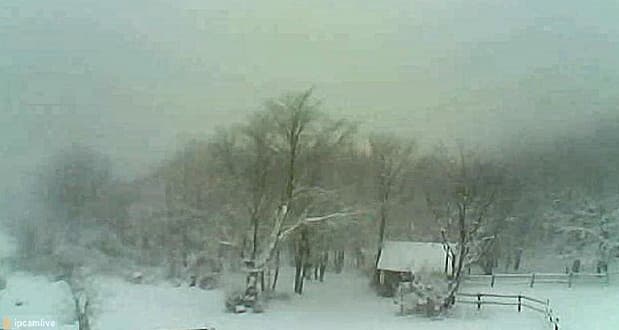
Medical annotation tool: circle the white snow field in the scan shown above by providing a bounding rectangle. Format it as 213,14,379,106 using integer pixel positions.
463,275,619,330
3,267,615,330
0,230,78,330
0,273,78,330
90,269,544,330
1,228,615,330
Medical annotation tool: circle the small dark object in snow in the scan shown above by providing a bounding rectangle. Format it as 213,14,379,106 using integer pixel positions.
15,300,24,306
130,271,143,284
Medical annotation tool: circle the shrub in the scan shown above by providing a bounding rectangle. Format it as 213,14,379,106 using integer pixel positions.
396,271,450,317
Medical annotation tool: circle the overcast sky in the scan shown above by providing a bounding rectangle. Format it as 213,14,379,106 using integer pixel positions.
1,0,619,194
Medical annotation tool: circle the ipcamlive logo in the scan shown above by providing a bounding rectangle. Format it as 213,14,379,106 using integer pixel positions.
2,317,57,329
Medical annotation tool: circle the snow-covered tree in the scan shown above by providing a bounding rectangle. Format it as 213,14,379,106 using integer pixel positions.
265,88,361,294
547,193,619,272
419,146,507,306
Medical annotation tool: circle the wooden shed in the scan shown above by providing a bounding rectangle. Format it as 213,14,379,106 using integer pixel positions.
376,241,453,296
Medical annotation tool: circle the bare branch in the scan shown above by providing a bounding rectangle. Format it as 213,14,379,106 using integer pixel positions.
304,211,361,223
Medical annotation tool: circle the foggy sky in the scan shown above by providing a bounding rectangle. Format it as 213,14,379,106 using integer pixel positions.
2,0,619,196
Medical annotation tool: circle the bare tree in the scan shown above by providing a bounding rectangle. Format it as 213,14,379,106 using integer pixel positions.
420,146,503,307
265,88,319,293
367,133,416,284
219,89,360,305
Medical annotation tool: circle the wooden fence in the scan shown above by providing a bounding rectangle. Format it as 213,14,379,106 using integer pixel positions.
465,271,609,288
457,292,560,330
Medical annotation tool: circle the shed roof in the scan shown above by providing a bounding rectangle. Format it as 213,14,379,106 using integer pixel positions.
377,240,449,273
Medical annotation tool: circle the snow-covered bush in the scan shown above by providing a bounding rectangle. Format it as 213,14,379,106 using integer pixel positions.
222,269,272,313
225,289,262,313
396,271,449,317
185,253,223,289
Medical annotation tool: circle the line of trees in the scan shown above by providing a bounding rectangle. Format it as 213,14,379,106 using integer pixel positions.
13,89,619,309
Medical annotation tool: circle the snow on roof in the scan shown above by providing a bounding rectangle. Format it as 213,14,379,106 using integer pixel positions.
377,240,448,273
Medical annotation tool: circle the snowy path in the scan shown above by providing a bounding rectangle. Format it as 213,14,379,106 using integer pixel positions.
91,269,542,330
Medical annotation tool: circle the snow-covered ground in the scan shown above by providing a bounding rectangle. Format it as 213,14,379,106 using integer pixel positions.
1,225,616,330
89,269,544,330
0,272,78,329
3,266,614,330
463,276,619,330
0,230,78,330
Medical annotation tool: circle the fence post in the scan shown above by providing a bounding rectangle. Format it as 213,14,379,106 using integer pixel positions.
477,294,481,310
517,295,521,312
530,273,535,288
568,272,573,288
491,274,496,288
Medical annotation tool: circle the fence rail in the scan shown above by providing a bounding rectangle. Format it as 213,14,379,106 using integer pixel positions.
465,271,609,288
457,292,560,330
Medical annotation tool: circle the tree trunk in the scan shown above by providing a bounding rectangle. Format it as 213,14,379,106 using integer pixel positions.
319,255,326,282
445,204,467,307
505,250,512,272
334,250,345,274
482,259,493,275
251,215,258,260
293,228,310,294
271,249,280,291
260,271,265,292
355,248,364,269
294,246,303,294
240,237,248,261
514,248,523,271
374,199,388,284
245,271,259,297
294,263,303,294
303,261,312,280
294,249,308,294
